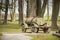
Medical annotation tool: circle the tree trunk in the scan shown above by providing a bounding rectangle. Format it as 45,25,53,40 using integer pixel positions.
18,0,23,25
11,0,16,22
40,0,48,17
0,9,1,22
27,0,36,18
51,0,59,29
36,0,41,17
3,0,9,24
47,0,49,21
0,10,1,22
0,0,2,22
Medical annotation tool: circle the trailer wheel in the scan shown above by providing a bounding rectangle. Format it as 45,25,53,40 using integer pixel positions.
22,24,26,33
31,27,35,32
34,28,39,33
31,27,39,33
22,27,26,33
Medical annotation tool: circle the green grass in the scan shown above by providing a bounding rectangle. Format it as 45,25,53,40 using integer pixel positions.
0,20,60,33
41,34,60,40
27,34,60,40
0,21,20,29
0,28,21,33
0,20,60,40
0,33,3,36
0,21,22,33
0,23,20,29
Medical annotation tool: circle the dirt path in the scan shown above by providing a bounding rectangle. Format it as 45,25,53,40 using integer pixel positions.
0,31,55,40
0,33,33,40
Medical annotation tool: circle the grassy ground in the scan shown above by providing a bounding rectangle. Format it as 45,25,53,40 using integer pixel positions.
0,21,22,33
27,34,60,40
0,21,60,40
0,33,3,36
0,21,60,33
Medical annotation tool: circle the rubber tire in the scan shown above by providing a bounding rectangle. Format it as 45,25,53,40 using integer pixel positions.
22,27,26,33
34,28,39,33
31,27,39,33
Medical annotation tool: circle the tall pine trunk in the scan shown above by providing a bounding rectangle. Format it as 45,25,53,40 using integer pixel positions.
11,0,16,22
18,0,23,25
51,0,59,29
0,0,2,22
27,0,36,18
3,0,9,24
40,0,48,17
36,0,41,17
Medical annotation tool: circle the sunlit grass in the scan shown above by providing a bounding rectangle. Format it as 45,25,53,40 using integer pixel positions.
0,33,3,36
41,34,60,40
0,20,60,33
27,34,60,40
0,21,20,29
0,28,21,33
0,21,22,33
